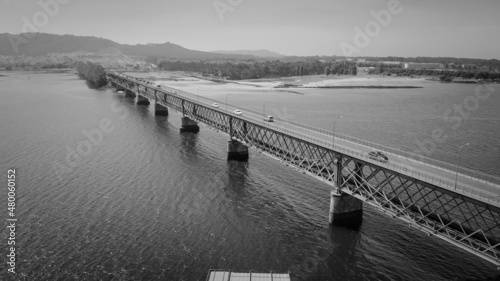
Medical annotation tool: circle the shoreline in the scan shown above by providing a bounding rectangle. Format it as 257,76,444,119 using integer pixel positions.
188,73,427,89
124,71,428,95
122,71,434,95
295,85,423,89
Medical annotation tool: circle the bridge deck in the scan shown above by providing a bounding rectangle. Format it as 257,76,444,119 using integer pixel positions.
155,80,500,206
109,73,500,204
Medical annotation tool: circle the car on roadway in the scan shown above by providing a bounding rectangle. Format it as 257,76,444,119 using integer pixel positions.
212,103,220,108
233,109,243,116
263,116,274,122
157,85,161,88
368,151,389,163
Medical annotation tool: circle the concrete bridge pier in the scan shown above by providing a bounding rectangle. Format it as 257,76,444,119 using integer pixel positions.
125,89,136,97
153,91,168,116
329,191,363,227
137,95,150,105
226,116,249,160
155,103,169,116
227,140,249,161
180,117,199,133
329,156,363,228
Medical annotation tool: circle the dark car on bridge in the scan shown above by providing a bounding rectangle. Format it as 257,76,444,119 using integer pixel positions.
368,151,389,163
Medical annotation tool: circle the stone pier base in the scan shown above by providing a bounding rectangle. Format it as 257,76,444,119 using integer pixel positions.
180,117,199,133
155,104,169,116
329,191,363,228
227,140,249,161
125,89,136,97
137,95,150,105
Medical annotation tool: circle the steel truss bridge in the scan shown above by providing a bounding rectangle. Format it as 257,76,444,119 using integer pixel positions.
107,72,500,267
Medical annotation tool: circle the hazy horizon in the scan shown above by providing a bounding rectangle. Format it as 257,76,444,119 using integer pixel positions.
1,0,499,59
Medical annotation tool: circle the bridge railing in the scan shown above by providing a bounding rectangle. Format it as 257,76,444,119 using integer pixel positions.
266,115,500,187
263,123,500,205
111,74,500,190
189,91,500,188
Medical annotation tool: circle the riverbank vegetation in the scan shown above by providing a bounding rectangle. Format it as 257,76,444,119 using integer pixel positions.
76,61,108,89
368,66,500,81
155,60,357,80
357,56,500,70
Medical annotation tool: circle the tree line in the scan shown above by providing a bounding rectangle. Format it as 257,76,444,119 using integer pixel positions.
367,67,500,80
155,59,357,80
76,61,108,89
357,56,500,70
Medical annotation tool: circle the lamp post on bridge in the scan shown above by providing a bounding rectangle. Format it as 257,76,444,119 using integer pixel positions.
332,115,343,149
454,142,469,190
263,102,270,123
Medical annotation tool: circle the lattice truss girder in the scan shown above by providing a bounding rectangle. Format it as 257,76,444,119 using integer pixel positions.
109,74,500,266
177,102,338,181
338,156,500,265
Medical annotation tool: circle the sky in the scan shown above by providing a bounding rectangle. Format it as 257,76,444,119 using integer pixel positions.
1,0,499,59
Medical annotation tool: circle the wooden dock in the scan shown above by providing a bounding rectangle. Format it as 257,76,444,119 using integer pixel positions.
206,270,291,281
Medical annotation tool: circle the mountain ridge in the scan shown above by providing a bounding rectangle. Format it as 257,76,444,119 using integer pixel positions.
1,33,499,67
212,49,286,58
0,33,256,59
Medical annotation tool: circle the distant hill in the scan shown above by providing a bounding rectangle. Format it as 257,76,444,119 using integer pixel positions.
0,33,119,56
120,42,252,60
0,33,254,60
212,49,286,58
1,33,497,68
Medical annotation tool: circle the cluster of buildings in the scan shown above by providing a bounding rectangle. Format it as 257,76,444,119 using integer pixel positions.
357,59,497,72
403,62,444,69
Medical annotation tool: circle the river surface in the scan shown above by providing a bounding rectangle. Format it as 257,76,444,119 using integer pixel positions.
1,72,499,280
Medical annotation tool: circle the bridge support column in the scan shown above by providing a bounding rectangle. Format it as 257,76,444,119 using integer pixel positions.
227,140,249,161
137,95,150,105
329,156,362,227
180,117,199,133
125,89,136,97
155,103,169,116
329,191,363,227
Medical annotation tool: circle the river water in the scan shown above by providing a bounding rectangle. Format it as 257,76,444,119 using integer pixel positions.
1,72,499,280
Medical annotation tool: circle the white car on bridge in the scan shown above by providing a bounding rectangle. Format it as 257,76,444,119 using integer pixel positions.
263,116,274,122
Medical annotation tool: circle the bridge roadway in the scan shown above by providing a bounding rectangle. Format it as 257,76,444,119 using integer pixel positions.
108,73,500,266
153,80,500,207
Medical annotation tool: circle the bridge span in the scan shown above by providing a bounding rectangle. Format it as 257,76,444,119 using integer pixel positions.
107,72,500,267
